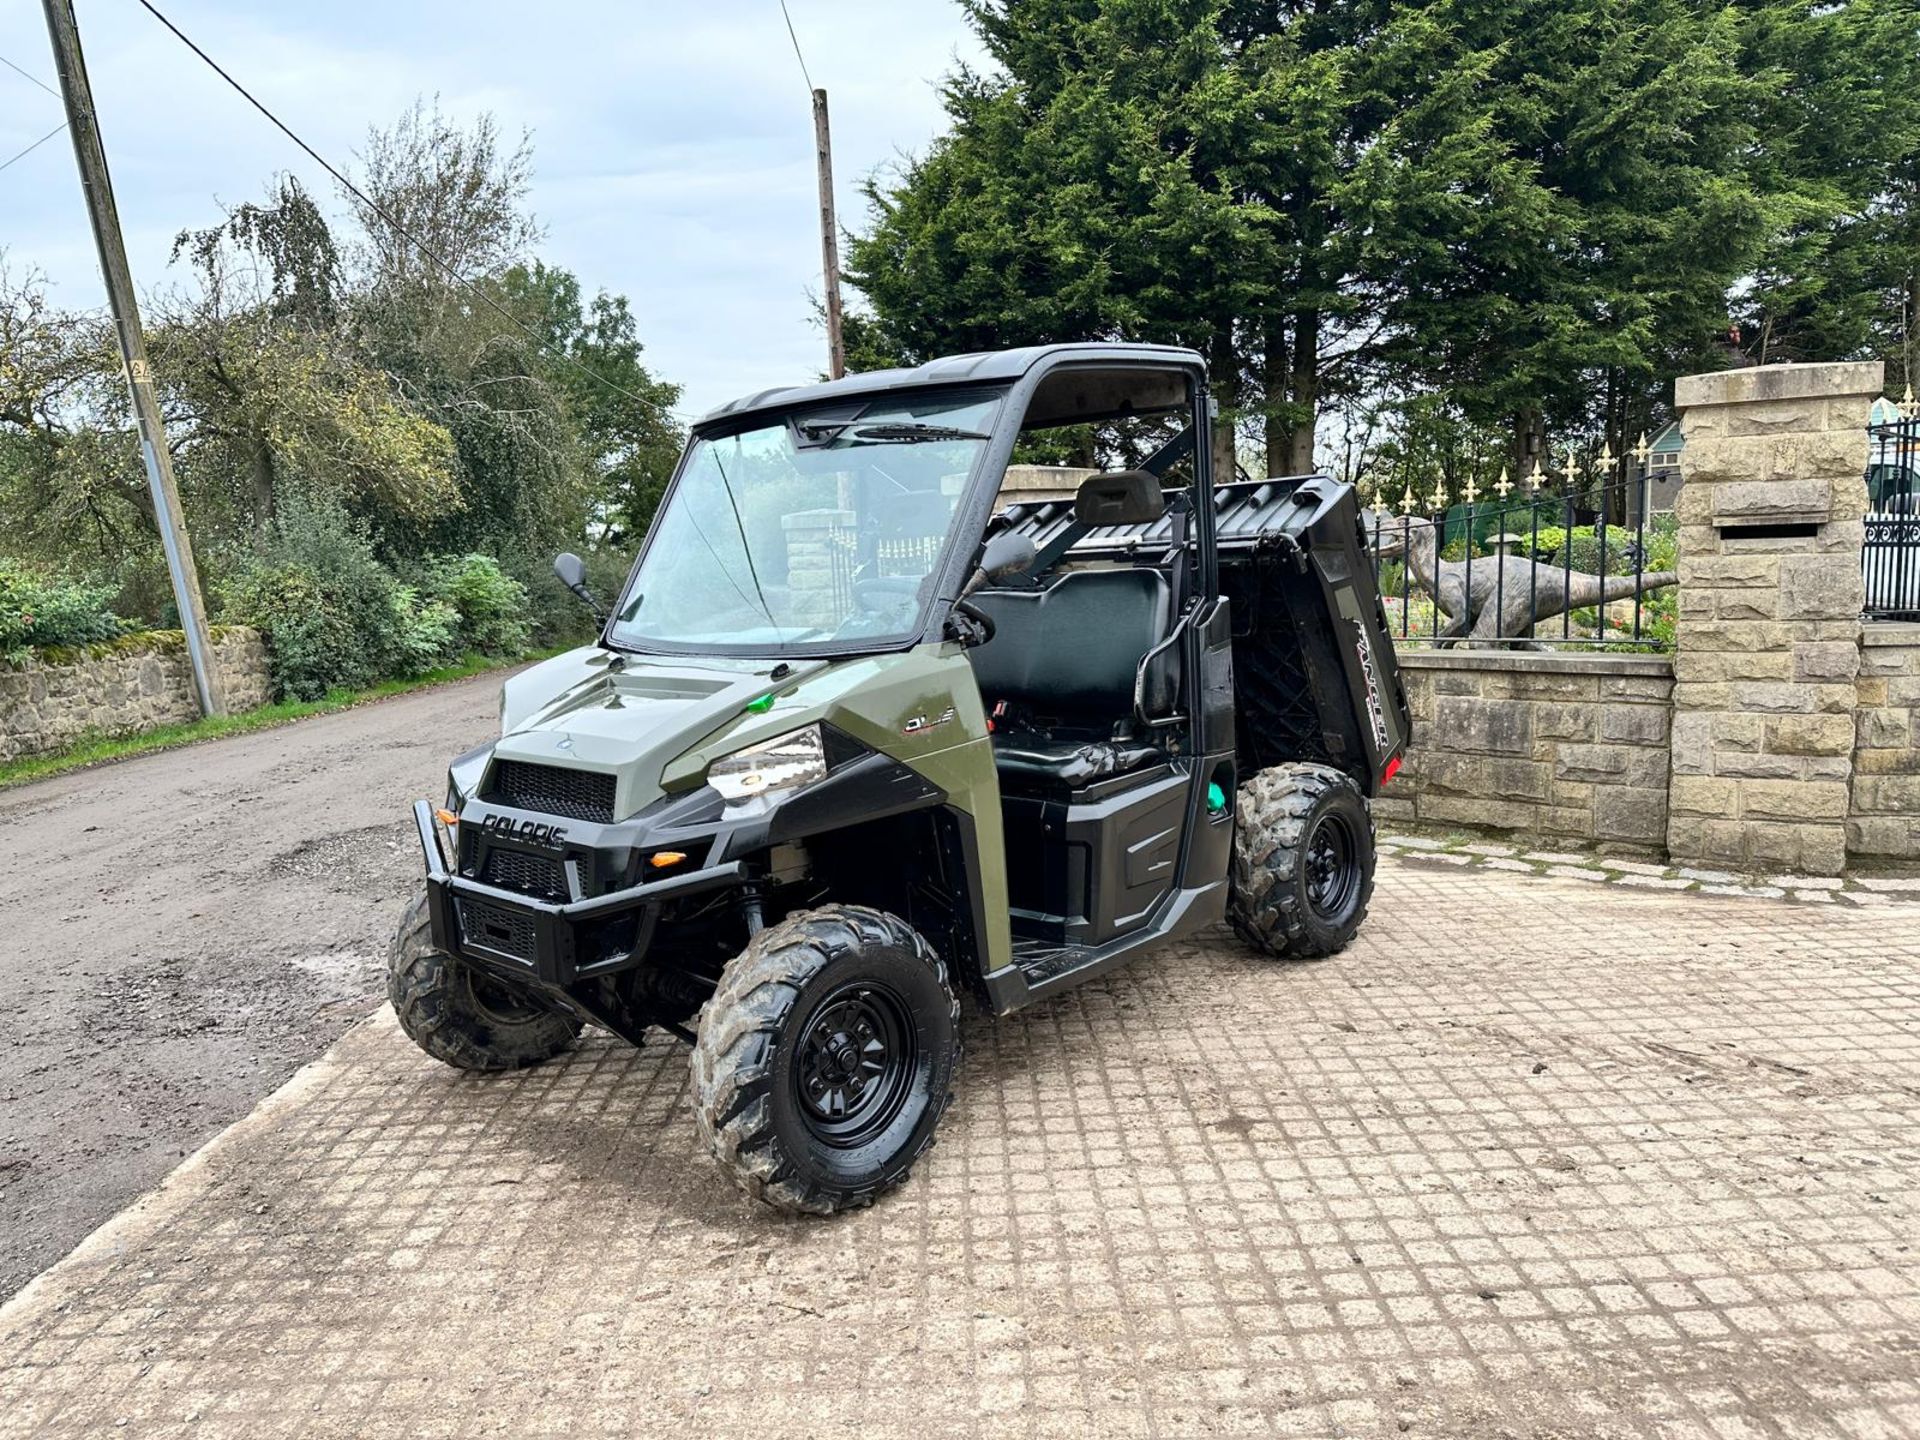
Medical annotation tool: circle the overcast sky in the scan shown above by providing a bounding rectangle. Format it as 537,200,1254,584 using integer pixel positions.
0,0,986,418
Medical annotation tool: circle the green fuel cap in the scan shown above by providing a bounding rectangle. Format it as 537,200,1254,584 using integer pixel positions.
1207,781,1227,813
745,694,775,714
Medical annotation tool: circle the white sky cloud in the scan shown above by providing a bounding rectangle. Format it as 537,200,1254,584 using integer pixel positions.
0,0,987,417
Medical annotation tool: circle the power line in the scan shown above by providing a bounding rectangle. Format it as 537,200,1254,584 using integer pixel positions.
0,50,61,99
131,0,674,418
778,0,814,93
0,121,66,175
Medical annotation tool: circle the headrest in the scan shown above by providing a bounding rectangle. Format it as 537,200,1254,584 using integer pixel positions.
1074,469,1164,527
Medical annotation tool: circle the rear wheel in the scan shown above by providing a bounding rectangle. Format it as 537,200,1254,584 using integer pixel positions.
388,890,582,1071
1228,764,1375,959
691,904,960,1214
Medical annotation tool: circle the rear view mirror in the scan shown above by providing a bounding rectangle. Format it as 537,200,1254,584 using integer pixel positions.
978,531,1038,584
553,552,605,622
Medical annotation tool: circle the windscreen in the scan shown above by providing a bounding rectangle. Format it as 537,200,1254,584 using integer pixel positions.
608,390,1004,653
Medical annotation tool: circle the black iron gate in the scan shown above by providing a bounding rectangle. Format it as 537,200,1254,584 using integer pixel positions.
1866,414,1919,622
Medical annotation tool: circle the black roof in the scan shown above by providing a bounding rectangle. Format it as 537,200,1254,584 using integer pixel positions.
998,475,1343,556
696,342,1205,430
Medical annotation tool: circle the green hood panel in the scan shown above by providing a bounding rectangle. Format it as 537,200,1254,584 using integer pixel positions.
494,647,824,820
493,643,999,819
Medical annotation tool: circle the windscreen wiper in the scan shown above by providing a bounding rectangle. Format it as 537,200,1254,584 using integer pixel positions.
847,423,991,443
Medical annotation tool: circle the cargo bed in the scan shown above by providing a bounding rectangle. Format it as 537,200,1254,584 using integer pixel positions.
995,474,1411,796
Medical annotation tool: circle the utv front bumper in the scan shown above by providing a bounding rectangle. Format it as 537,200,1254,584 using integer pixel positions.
412,801,745,989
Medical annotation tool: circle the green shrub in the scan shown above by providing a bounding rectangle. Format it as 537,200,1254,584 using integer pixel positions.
423,553,531,656
390,586,462,676
1518,524,1568,561
503,545,630,650
220,495,409,700
0,562,130,664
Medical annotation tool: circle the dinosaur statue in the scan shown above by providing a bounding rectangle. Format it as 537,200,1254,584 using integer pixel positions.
1365,511,1677,646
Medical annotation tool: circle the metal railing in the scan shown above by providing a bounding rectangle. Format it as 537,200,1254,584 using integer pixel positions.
822,529,944,617
1866,414,1919,622
1362,448,1677,651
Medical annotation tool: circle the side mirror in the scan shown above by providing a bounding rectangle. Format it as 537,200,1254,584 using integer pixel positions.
978,531,1038,585
552,552,605,622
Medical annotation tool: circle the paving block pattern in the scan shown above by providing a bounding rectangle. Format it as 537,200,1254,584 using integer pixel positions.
1376,827,1919,907
2,859,1919,1439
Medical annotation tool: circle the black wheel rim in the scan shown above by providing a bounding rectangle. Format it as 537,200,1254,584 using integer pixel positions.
463,967,549,1027
1303,812,1361,921
794,981,918,1149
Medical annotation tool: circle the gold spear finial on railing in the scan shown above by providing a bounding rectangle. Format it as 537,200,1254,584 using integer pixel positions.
1528,458,1545,493
1633,431,1651,466
1464,474,1480,505
1598,440,1615,473
1903,384,1917,419
1494,466,1513,500
1429,481,1448,512
1400,485,1416,514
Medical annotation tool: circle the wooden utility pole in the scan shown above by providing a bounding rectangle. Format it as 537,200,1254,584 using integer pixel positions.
812,87,846,380
42,0,223,716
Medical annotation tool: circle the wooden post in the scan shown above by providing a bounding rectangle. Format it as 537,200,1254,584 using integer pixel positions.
42,0,223,716
812,87,846,380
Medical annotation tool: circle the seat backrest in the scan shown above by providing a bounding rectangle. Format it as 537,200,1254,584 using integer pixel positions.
968,568,1172,715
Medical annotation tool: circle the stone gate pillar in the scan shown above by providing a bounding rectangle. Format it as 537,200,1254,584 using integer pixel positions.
1667,361,1882,875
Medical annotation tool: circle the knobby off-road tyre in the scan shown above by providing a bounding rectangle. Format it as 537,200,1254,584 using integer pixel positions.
388,889,582,1072
691,904,961,1215
1228,763,1375,960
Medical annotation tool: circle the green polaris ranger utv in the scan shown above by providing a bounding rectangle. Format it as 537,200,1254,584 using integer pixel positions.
394,343,1409,1213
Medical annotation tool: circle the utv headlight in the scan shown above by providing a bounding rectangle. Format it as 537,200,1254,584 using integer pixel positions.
707,724,828,804
445,743,492,808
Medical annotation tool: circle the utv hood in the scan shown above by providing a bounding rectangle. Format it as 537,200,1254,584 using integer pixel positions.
490,647,828,820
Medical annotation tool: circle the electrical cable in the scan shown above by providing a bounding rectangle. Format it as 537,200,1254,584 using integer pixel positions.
778,0,814,93
0,51,60,99
131,0,675,417
0,122,66,174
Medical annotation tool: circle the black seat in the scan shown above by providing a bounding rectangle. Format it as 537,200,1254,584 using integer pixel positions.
968,567,1174,790
989,735,1167,788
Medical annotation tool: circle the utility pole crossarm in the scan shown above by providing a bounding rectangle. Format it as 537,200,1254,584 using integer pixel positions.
42,0,223,717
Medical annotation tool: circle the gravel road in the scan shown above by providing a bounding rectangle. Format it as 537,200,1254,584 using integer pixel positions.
0,670,507,1299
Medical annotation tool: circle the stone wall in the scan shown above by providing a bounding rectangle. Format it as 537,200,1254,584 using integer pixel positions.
1372,651,1674,850
781,508,854,630
1850,622,1920,858
1667,361,1883,875
0,628,272,762
996,464,1096,509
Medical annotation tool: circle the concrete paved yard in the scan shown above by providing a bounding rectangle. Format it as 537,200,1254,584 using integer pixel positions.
2,858,1917,1439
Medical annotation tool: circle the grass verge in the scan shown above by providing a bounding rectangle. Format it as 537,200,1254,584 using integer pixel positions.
0,649,556,793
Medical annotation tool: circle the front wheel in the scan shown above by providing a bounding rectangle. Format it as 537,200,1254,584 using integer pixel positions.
388,890,583,1071
691,904,961,1214
1228,764,1376,959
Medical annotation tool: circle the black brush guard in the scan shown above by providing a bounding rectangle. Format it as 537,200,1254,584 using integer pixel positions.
412,800,745,989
